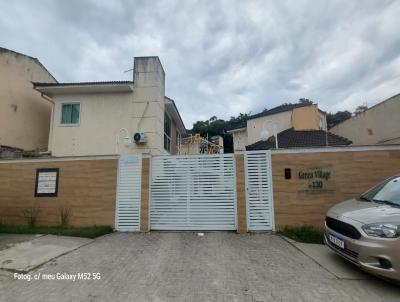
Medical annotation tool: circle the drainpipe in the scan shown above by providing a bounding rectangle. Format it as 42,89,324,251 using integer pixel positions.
39,92,55,154
324,114,328,147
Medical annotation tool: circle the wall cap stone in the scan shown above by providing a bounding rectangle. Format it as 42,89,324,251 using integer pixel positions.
0,155,119,164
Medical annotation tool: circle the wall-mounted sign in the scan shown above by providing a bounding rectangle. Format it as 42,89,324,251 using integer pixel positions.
298,168,334,193
35,168,59,197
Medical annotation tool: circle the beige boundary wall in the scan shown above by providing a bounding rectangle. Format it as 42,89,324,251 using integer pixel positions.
0,156,118,227
0,146,400,232
271,146,400,230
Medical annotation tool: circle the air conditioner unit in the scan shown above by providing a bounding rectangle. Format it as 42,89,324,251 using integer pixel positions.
133,132,146,144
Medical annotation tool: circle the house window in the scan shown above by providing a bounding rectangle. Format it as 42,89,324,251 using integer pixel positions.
61,103,80,125
164,112,171,152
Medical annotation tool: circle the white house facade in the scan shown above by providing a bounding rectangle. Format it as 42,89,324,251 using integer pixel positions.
34,57,186,157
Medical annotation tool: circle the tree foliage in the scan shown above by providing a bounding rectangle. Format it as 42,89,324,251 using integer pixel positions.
326,111,352,129
189,113,250,153
354,105,368,115
190,113,250,138
298,98,313,104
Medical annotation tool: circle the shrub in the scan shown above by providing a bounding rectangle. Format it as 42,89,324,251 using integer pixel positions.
21,205,40,227
279,225,324,244
59,207,71,227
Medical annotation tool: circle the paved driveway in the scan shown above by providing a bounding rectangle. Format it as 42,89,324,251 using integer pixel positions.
0,232,399,302
0,234,40,251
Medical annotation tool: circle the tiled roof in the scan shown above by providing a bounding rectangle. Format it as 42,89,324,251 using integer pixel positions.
249,103,312,120
33,81,133,87
246,128,352,150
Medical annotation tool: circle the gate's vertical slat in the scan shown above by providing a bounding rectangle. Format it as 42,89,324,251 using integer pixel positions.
116,155,142,231
150,154,236,230
245,151,274,231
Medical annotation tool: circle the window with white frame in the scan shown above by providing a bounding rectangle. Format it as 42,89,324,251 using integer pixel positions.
61,103,80,125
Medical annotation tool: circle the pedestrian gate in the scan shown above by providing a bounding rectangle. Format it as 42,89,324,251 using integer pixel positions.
150,154,237,230
115,155,142,231
245,151,274,231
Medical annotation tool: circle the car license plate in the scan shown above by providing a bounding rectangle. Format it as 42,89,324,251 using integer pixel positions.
329,234,344,249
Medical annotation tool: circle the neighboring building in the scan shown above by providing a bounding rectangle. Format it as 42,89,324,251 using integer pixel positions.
330,94,400,145
179,134,224,155
0,47,57,152
34,57,186,157
210,135,224,151
227,103,351,151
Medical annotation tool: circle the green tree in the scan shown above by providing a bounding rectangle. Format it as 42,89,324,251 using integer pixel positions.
298,98,313,104
354,105,368,115
189,113,250,153
326,111,352,129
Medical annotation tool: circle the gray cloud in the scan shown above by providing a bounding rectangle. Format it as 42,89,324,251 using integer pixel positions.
1,0,399,127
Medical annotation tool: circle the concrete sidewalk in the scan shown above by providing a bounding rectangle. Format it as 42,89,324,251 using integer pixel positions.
0,235,92,272
283,236,374,280
0,234,43,251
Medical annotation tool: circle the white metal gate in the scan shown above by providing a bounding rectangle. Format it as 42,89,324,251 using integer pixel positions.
245,151,274,231
150,154,237,230
115,155,142,231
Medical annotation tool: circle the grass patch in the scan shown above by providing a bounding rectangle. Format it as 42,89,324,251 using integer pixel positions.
279,225,324,244
0,225,113,239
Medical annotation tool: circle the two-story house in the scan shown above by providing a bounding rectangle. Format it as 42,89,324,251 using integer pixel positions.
227,103,351,151
34,56,186,157
0,47,57,154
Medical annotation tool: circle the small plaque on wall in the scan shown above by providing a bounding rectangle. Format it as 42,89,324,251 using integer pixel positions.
298,168,334,193
35,168,59,197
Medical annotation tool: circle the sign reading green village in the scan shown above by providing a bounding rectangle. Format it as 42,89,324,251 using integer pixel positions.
298,168,334,193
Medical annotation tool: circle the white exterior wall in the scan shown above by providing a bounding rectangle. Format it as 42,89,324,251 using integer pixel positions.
319,111,327,131
246,111,292,145
49,57,169,156
330,95,400,145
232,129,248,151
132,57,166,155
0,49,56,150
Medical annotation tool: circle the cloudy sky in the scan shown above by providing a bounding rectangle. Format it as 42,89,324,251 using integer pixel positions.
1,0,399,128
